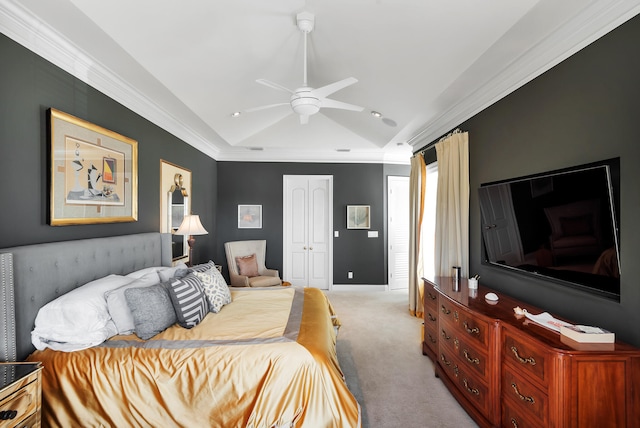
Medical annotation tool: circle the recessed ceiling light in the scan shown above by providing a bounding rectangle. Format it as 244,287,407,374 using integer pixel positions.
231,111,241,118
336,149,351,152
248,147,263,151
370,111,382,118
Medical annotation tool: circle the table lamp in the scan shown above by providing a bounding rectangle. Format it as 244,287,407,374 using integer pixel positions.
175,214,208,265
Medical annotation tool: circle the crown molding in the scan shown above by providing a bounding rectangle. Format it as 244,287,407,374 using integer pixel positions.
408,0,640,150
0,0,221,160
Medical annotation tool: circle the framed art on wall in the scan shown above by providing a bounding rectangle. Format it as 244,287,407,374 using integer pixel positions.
48,108,138,225
347,205,370,229
238,205,262,229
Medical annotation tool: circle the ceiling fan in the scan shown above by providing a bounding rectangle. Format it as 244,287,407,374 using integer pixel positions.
245,11,364,124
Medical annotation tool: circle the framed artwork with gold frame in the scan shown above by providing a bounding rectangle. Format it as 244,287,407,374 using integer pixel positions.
48,108,138,225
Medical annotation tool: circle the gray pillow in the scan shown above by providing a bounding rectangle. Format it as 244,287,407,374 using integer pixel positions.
157,262,188,282
124,284,177,340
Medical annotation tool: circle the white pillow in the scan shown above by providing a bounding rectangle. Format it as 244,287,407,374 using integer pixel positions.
105,271,161,335
157,262,188,282
31,274,133,352
126,266,164,279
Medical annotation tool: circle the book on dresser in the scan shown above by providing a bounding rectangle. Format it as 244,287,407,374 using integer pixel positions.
560,324,615,343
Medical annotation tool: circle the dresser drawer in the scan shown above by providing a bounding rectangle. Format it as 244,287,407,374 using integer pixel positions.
439,299,459,325
502,399,542,428
439,347,491,415
439,319,457,350
423,314,438,355
502,368,548,425
0,378,38,427
456,310,489,348
424,284,438,312
503,331,548,385
451,335,489,379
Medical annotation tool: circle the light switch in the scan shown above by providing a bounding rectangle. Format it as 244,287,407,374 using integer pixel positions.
334,231,339,238
367,231,379,238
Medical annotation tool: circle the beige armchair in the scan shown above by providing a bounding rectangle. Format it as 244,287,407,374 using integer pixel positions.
224,240,282,287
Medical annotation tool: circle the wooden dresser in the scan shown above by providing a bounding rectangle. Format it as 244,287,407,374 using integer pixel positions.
422,276,640,428
0,363,42,428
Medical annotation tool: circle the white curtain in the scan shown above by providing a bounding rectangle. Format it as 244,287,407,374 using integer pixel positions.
408,153,426,317
434,131,470,278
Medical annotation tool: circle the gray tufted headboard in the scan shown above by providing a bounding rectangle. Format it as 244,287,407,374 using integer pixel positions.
0,232,172,361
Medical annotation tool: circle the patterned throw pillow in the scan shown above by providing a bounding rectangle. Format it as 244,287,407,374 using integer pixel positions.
195,267,232,313
165,273,210,328
190,260,216,273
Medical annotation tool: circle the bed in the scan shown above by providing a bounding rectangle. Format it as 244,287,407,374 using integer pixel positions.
1,232,360,427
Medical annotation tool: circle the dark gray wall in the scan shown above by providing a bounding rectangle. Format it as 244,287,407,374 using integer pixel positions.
426,15,640,346
216,162,409,285
0,33,217,264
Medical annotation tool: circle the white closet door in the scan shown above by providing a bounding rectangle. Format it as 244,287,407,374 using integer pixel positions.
388,176,410,290
284,175,332,289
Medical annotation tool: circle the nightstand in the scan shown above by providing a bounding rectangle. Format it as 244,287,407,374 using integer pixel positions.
0,363,42,428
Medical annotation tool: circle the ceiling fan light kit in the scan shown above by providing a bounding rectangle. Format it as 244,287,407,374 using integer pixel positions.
245,11,364,124
290,89,320,116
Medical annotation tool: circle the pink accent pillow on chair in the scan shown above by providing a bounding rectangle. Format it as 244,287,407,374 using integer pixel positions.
236,254,259,277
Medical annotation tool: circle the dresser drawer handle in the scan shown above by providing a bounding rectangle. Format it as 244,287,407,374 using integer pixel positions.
511,382,535,404
463,378,480,395
511,417,519,428
463,321,480,335
440,354,452,366
454,311,459,321
454,338,459,349
428,292,436,300
427,333,436,344
428,313,436,322
511,346,536,366
0,410,18,420
463,349,480,365
441,305,451,315
441,329,451,340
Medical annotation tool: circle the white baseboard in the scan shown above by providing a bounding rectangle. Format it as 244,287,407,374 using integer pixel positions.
330,284,388,292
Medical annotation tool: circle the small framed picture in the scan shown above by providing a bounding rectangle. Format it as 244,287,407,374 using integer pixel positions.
238,204,262,229
347,205,370,229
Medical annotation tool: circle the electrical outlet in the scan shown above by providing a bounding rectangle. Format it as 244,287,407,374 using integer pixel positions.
348,271,353,279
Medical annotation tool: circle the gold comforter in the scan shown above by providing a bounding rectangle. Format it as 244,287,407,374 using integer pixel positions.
28,287,361,427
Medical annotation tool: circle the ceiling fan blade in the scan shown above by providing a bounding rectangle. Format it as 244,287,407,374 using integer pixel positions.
320,98,364,112
256,79,295,94
245,102,289,113
313,77,358,98
299,115,310,125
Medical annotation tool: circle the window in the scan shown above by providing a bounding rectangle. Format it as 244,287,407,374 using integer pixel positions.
422,161,438,278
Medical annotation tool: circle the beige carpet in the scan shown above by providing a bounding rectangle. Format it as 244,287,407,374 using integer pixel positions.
325,289,478,428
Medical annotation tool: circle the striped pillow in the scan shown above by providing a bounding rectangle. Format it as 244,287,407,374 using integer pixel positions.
165,273,209,328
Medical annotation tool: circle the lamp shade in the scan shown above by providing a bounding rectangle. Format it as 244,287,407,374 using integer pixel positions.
175,214,208,236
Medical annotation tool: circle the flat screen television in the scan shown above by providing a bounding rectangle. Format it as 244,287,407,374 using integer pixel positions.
479,158,620,300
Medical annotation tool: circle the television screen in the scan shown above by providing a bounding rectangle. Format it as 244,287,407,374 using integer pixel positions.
479,158,620,300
